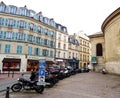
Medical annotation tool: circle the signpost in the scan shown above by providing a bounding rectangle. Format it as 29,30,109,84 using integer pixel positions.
38,59,46,85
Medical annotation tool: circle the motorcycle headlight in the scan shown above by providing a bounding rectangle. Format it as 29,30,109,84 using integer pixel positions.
17,78,20,81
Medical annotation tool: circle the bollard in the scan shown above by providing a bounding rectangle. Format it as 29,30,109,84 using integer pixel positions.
5,87,10,98
8,71,10,77
12,70,14,78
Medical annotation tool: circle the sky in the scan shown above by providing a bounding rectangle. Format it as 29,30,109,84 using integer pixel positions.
2,0,120,35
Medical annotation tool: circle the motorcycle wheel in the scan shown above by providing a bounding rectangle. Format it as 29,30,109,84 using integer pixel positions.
35,85,44,94
11,83,22,92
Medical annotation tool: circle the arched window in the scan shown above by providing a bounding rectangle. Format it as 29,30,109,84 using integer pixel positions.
96,43,103,56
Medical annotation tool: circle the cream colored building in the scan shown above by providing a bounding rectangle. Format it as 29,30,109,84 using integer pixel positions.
68,34,80,69
89,7,120,75
0,2,66,72
78,32,90,68
55,24,69,66
68,32,90,69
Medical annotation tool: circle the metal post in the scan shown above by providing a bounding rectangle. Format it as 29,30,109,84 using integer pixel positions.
12,70,14,78
8,70,10,77
5,87,10,98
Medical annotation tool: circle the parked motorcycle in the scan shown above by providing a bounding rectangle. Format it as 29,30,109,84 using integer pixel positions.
11,77,44,93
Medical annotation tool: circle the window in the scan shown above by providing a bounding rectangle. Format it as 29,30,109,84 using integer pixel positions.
69,52,71,58
44,28,48,35
28,46,32,55
44,39,47,45
72,53,74,58
5,44,10,53
0,17,4,26
36,37,41,44
20,20,25,28
63,44,66,50
28,35,33,42
50,41,53,47
38,26,41,33
96,43,103,56
17,45,22,54
0,44,1,52
0,4,5,12
42,49,49,56
29,10,35,18
50,50,53,57
58,25,61,31
64,36,66,42
18,33,24,40
44,17,48,24
58,51,60,58
8,19,13,27
19,8,27,16
0,30,3,39
8,6,16,14
58,34,61,40
30,23,34,31
58,42,61,48
6,31,13,39
63,53,65,58
34,48,40,56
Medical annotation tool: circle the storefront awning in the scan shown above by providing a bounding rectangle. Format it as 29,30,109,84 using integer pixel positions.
2,58,21,63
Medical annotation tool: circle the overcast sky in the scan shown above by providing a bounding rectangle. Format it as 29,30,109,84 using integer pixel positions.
2,0,120,35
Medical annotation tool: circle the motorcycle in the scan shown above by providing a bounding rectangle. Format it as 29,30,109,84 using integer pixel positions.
11,77,44,93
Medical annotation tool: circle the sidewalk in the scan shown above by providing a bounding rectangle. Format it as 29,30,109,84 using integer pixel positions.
0,72,31,92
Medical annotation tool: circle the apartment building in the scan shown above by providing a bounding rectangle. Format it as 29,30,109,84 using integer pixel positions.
0,1,67,72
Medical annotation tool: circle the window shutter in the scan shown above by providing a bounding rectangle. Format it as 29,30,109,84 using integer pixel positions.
5,18,8,26
0,30,3,39
17,20,20,28
2,18,4,26
16,32,18,40
13,20,16,28
4,31,6,39
12,32,14,40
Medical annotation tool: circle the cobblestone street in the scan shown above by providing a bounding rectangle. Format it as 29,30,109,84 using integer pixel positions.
1,72,120,98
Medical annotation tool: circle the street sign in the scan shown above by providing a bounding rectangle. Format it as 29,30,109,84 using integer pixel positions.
39,69,45,76
38,59,46,84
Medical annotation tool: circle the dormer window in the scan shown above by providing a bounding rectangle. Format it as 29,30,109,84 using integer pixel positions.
19,8,27,16
44,17,48,24
63,27,67,32
58,25,61,30
0,4,5,12
29,10,35,18
8,6,17,14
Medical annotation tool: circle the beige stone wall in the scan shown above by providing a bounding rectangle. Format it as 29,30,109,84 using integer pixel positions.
90,35,105,71
104,14,120,74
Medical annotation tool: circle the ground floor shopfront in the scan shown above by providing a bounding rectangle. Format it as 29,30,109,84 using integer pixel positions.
0,54,54,73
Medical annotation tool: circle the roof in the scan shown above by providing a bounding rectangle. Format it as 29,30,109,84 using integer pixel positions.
101,7,120,33
88,31,104,38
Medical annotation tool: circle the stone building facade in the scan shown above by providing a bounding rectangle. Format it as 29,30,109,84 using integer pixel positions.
0,1,67,72
89,7,120,75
